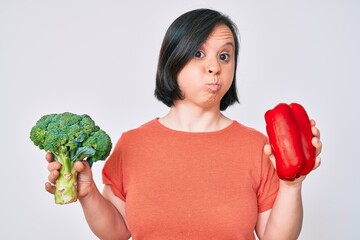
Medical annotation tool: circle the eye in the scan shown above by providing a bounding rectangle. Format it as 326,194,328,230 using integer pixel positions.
219,53,231,61
194,50,205,58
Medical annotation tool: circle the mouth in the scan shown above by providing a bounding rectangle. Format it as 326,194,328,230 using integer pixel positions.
206,76,222,92
206,83,221,92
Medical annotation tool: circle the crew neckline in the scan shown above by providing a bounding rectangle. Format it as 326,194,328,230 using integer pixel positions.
153,118,238,135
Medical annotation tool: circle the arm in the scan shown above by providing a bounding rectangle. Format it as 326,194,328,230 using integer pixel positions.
256,120,322,240
256,179,304,240
46,154,131,240
79,183,131,240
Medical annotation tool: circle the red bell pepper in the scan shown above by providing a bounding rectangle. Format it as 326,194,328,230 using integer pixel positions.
264,103,316,181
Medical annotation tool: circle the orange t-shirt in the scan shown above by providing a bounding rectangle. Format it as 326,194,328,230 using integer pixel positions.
102,119,279,240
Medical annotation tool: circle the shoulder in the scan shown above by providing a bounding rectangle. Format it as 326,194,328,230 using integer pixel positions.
231,121,268,143
123,119,159,135
110,119,159,153
117,119,161,143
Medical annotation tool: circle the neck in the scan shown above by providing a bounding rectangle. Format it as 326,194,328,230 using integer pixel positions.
159,102,232,132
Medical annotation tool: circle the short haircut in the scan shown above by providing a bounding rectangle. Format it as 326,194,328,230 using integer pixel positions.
154,8,240,111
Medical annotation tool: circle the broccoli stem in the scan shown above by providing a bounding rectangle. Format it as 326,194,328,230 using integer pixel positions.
54,151,78,204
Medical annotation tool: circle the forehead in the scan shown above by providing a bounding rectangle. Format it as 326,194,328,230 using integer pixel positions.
207,24,235,43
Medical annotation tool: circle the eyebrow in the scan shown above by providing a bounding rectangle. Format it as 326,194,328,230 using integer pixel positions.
223,42,235,48
200,40,235,51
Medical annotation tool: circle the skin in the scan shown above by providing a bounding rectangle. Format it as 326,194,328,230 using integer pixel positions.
160,24,235,131
45,24,322,240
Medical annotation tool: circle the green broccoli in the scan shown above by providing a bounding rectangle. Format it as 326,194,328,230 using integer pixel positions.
30,112,112,204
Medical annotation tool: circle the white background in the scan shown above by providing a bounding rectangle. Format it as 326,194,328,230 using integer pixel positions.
1,0,359,239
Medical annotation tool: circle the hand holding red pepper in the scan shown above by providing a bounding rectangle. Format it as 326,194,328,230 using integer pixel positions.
264,103,322,181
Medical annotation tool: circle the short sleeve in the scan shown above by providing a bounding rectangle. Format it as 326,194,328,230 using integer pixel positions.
102,135,126,201
257,150,279,213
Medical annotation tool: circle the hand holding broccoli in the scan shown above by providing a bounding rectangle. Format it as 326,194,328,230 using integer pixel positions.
45,152,94,201
30,112,112,204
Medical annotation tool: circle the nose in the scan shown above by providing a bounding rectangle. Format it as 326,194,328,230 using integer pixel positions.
207,58,220,75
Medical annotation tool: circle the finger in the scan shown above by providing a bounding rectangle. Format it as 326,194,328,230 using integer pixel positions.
45,152,54,163
263,144,276,168
48,170,59,184
310,119,316,127
312,156,321,171
312,137,323,155
266,154,276,169
47,161,61,171
311,126,321,138
45,182,56,194
264,144,273,156
74,160,89,173
310,119,321,138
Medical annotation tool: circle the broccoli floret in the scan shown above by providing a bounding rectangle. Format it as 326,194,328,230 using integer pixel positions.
30,112,112,204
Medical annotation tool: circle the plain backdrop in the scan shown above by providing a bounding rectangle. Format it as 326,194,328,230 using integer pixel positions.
1,0,359,239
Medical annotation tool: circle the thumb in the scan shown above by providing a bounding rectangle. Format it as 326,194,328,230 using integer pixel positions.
74,160,91,174
74,160,93,183
264,144,276,169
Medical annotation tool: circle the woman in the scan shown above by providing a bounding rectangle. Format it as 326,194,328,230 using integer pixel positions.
46,8,322,240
